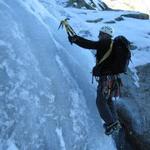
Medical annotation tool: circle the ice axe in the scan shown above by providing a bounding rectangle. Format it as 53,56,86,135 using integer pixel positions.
58,18,76,36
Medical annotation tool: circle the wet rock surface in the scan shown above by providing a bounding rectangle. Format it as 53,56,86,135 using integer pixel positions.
115,63,150,150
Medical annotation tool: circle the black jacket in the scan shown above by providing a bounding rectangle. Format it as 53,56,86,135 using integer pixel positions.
72,35,113,75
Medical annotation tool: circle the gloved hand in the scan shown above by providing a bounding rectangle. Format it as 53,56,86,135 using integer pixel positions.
68,35,77,44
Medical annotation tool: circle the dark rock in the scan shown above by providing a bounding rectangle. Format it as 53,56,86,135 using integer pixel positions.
66,0,94,9
99,2,111,10
104,20,116,24
78,30,92,37
86,18,103,23
115,16,124,21
121,13,149,20
66,0,110,10
130,43,138,50
115,64,150,150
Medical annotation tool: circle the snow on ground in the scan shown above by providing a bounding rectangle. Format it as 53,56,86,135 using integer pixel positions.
7,140,19,150
55,127,66,150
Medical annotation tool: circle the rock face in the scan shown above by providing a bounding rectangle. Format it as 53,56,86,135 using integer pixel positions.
115,63,150,150
67,0,109,10
121,13,149,20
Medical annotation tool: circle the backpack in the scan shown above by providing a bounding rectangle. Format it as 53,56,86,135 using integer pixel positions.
111,36,131,74
92,36,131,76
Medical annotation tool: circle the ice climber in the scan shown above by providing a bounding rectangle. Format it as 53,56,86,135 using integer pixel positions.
66,25,131,135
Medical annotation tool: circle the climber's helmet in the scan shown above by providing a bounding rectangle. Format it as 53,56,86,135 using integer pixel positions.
98,26,114,39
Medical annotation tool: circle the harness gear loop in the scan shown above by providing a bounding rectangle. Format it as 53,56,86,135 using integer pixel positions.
101,75,122,100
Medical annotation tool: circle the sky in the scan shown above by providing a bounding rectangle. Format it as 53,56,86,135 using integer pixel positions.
103,0,150,15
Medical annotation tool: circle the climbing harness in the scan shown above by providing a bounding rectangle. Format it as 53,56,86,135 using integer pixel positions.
101,75,123,100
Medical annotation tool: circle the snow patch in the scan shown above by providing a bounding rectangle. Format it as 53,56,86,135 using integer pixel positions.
131,48,150,67
129,47,150,87
56,127,66,150
7,140,18,150
11,22,24,40
129,63,140,87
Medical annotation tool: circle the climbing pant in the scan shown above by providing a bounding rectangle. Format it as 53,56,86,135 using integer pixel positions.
96,75,122,125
